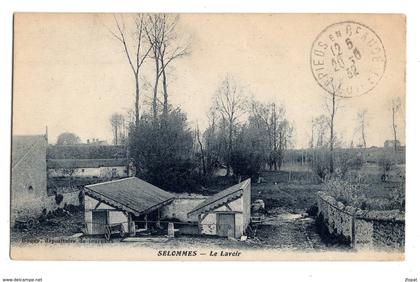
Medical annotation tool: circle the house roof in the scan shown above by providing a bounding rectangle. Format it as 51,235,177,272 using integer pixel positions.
47,144,127,159
84,177,174,216
188,179,250,217
47,158,129,169
12,135,47,169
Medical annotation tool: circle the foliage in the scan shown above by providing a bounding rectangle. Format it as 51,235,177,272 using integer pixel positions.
109,113,126,145
323,173,365,206
388,182,405,211
378,152,395,174
56,132,81,145
129,108,198,193
201,91,294,179
310,148,331,180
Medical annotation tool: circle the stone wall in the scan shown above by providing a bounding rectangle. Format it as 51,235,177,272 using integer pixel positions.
317,191,404,250
161,195,208,222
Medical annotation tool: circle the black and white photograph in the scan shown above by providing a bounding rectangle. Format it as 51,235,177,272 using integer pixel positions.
8,13,407,261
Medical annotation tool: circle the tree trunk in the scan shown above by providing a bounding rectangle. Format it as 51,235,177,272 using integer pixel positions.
226,122,233,177
197,133,206,176
329,93,335,174
152,56,159,122
135,77,140,127
392,109,398,152
161,58,169,120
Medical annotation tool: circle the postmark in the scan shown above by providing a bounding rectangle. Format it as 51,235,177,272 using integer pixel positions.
310,21,386,97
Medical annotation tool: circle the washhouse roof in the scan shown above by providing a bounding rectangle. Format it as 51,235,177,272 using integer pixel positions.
84,177,174,216
188,178,250,217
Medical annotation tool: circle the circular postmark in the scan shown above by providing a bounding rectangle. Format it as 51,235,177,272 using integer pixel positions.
310,21,386,97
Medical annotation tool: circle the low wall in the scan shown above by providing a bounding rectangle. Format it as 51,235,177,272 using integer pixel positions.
11,190,81,225
161,195,208,222
317,192,404,250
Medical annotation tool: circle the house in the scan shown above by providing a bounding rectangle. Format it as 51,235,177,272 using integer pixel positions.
83,177,174,236
11,135,48,224
47,158,133,178
11,134,83,226
188,179,251,239
384,140,401,149
46,144,134,196
47,144,134,179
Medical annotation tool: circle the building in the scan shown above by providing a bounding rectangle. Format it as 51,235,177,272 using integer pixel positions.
384,139,401,149
188,179,251,239
11,135,48,223
83,177,174,236
46,144,134,195
47,158,133,178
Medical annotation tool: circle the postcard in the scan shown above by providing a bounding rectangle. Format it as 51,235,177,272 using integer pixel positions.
11,13,405,260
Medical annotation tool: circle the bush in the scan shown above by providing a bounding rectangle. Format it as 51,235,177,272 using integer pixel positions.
129,108,201,193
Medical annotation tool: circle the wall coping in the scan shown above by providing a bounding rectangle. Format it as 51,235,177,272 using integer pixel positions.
317,191,405,222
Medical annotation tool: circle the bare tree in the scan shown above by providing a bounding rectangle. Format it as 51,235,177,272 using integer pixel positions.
249,100,294,170
356,109,368,148
109,14,152,127
325,82,341,173
313,115,329,147
391,97,401,152
309,118,315,149
213,75,247,176
110,113,124,145
195,124,206,176
145,14,190,120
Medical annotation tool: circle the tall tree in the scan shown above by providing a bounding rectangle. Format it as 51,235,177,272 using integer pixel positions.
313,115,329,148
249,100,291,170
213,75,247,176
129,108,196,192
145,14,190,120
325,82,341,173
356,109,368,148
110,113,124,145
391,97,401,152
109,14,152,127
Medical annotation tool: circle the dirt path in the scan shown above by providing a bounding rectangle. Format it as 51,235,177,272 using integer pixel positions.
254,209,328,250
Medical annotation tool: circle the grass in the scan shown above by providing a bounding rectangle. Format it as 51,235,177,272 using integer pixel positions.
252,183,323,212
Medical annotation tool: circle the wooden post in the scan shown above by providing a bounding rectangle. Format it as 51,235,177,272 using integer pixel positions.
157,208,161,228
351,215,356,249
197,214,203,234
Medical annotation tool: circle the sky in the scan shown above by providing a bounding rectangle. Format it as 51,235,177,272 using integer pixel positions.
12,13,406,148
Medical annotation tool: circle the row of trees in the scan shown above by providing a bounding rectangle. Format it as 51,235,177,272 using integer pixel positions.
110,14,194,191
197,75,294,180
107,14,295,191
308,80,403,178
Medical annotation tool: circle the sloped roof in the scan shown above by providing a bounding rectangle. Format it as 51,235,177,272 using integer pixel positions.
188,179,250,216
47,158,129,169
84,177,174,216
47,145,127,159
12,135,46,169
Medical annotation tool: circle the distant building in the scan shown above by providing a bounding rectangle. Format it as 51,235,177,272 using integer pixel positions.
47,159,133,178
86,138,108,146
46,144,134,193
11,135,48,223
384,140,401,148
